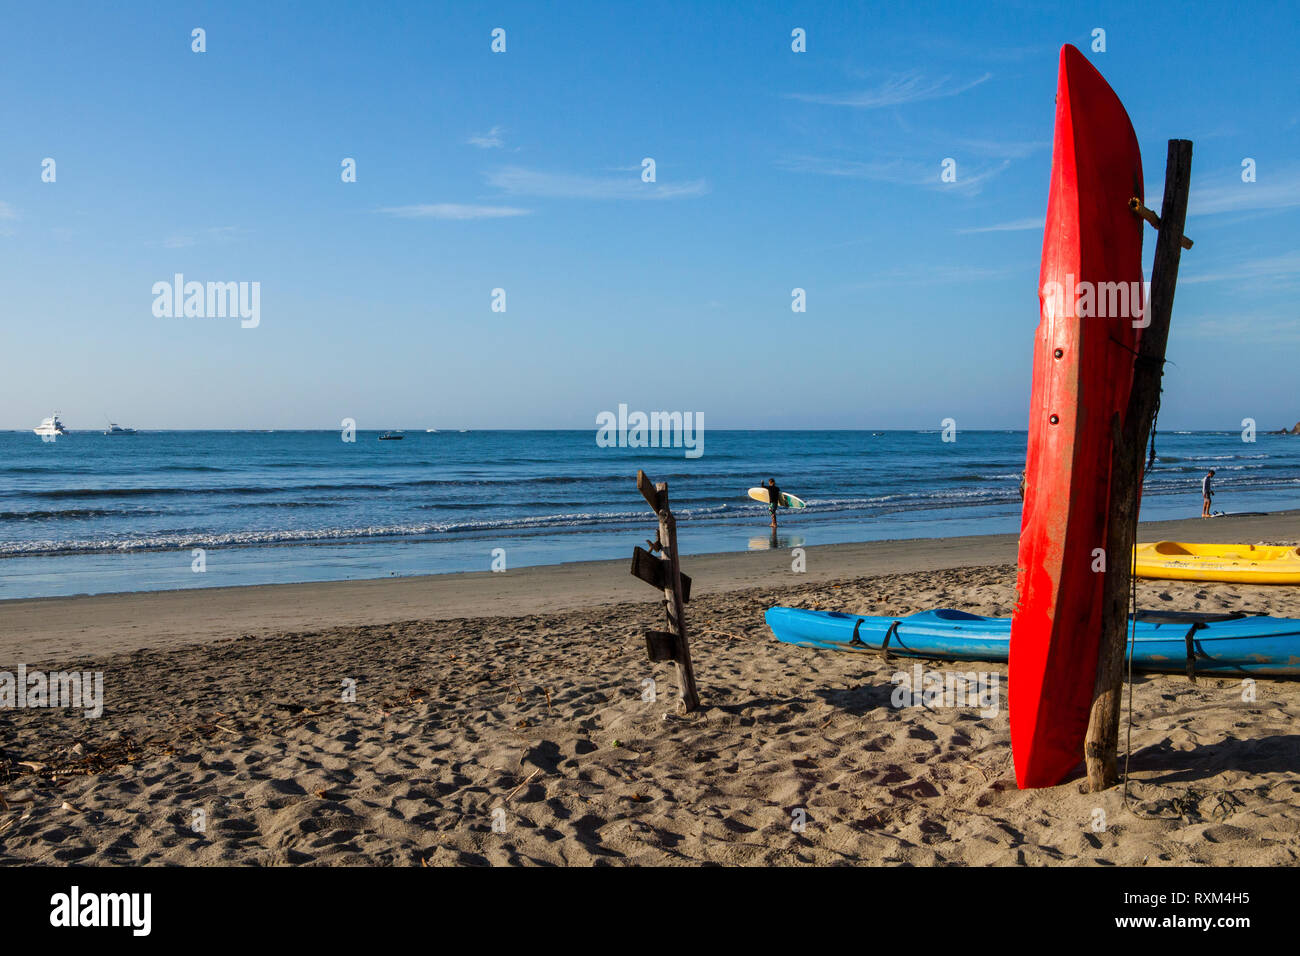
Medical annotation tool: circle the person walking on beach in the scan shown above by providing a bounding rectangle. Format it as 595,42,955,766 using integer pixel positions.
1202,468,1215,517
765,477,784,530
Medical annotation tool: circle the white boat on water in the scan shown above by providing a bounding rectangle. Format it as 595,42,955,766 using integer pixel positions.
33,413,68,438
104,423,137,435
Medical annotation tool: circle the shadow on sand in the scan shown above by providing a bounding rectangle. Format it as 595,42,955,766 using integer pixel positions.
1127,733,1300,783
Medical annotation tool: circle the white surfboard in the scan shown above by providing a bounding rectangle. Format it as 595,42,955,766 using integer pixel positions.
747,487,806,509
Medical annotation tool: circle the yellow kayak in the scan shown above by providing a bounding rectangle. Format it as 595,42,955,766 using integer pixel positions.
1134,542,1300,584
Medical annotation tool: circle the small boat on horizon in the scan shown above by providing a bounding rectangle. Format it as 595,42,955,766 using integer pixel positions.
33,413,68,438
104,422,137,435
378,431,405,441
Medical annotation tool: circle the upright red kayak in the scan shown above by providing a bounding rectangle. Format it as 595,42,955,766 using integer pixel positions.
1009,45,1145,789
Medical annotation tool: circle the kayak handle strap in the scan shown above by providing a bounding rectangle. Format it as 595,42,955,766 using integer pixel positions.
1183,622,1207,683
848,618,901,664
880,621,900,663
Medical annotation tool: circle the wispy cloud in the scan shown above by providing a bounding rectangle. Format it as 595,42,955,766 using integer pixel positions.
778,154,1010,196
1181,314,1300,344
913,36,1052,64
789,71,992,109
850,263,1014,289
777,155,916,183
0,201,16,221
467,126,506,149
486,166,708,200
1146,172,1300,217
1180,250,1300,285
949,136,1047,160
946,160,1012,195
381,203,531,220
157,225,241,248
1191,178,1300,216
957,217,1043,234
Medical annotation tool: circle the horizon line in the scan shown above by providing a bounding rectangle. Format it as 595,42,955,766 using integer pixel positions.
3,426,1286,434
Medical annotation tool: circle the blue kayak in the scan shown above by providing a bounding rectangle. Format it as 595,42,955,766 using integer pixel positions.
766,607,1300,677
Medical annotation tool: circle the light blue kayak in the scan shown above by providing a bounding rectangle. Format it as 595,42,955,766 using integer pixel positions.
765,607,1300,676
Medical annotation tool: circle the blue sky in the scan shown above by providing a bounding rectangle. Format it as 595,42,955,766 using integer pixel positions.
2,0,1297,430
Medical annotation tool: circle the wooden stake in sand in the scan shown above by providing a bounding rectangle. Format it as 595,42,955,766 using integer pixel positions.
630,469,701,712
1085,139,1193,792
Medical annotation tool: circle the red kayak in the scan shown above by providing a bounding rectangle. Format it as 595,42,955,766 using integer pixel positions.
1009,45,1145,789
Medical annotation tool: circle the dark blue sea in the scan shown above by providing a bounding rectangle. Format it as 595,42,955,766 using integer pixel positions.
1,429,1296,599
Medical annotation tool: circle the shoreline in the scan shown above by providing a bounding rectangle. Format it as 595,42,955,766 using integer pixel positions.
4,510,1297,664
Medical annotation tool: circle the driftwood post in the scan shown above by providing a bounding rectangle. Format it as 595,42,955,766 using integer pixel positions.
1085,140,1194,791
629,469,700,712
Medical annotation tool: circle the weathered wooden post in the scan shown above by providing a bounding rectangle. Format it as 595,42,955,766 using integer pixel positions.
1085,139,1193,791
630,469,700,712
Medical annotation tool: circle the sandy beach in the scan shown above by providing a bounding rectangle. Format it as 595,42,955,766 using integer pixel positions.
3,510,1300,866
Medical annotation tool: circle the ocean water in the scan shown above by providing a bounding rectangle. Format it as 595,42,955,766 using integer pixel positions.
1,429,1296,599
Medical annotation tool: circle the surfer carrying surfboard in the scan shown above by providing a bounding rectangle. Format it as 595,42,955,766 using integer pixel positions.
746,484,806,524
766,478,783,529
1202,469,1215,518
